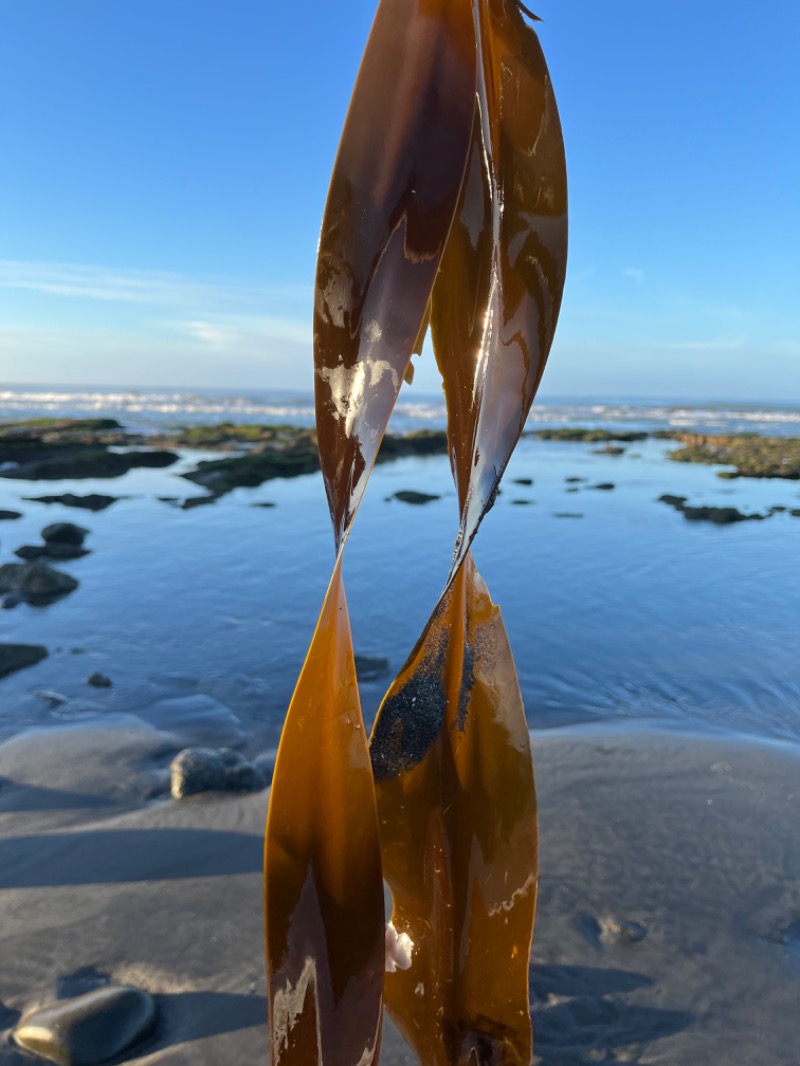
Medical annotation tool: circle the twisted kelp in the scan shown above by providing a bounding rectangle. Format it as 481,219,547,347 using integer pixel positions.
264,1,567,1063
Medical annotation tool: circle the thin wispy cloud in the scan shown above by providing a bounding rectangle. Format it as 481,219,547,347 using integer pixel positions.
623,267,645,284
0,260,312,314
176,315,312,348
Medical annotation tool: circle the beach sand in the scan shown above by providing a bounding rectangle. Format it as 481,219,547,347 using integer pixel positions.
0,721,798,1065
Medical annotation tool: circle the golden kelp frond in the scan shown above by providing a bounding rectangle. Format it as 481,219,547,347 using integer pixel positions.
431,0,568,569
370,7,566,1061
371,553,537,1065
265,560,384,1066
267,4,480,1060
314,0,477,551
267,3,567,1064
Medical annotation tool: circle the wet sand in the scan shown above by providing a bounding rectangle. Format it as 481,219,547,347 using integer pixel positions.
0,721,798,1065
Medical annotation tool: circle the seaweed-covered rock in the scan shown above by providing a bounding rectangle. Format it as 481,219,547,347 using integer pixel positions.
0,643,48,679
592,445,626,456
0,563,78,605
667,433,800,480
376,429,448,459
182,446,320,493
170,747,267,798
14,985,157,1065
536,428,647,442
0,509,22,520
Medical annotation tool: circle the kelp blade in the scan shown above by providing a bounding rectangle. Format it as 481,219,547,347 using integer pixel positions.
265,560,384,1066
371,554,537,1065
431,0,568,563
314,0,477,550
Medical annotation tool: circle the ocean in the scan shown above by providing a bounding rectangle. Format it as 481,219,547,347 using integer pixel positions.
2,384,800,437
1,384,799,754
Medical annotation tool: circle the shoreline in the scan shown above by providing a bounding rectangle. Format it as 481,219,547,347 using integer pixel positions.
1,719,797,1064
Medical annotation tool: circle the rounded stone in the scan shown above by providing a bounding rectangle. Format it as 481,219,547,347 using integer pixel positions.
86,672,113,689
170,746,267,798
0,563,79,604
14,985,157,1066
41,522,89,546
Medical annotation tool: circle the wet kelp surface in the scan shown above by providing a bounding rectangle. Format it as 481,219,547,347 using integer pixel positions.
264,1,567,1063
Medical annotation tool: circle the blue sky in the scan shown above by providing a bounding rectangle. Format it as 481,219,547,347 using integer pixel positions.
1,0,798,399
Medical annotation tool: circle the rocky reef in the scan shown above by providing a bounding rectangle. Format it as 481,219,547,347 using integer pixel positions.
664,433,800,480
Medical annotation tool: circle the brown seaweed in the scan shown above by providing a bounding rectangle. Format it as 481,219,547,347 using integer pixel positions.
314,0,477,552
264,1,567,1063
370,4,567,1060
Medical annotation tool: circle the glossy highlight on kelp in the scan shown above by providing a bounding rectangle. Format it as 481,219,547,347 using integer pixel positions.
264,0,567,1063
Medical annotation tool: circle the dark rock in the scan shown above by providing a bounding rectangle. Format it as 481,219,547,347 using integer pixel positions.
15,544,90,562
2,449,177,481
791,509,800,518
592,445,626,456
565,487,580,493
0,563,79,605
355,655,391,682
589,483,616,491
681,505,767,524
390,490,440,505
14,985,157,1065
42,523,89,545
537,428,648,442
180,494,220,510
768,505,787,514
1,593,24,609
512,477,534,486
511,499,533,505
170,747,267,798
565,477,586,483
376,430,448,460
180,428,449,496
0,509,22,520
0,643,48,679
23,493,120,511
660,491,771,523
553,512,584,519
87,672,112,689
182,444,319,494
251,501,277,508
0,417,122,437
